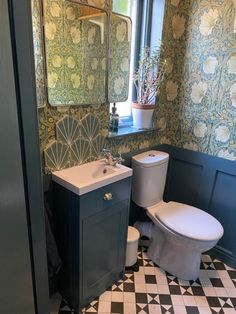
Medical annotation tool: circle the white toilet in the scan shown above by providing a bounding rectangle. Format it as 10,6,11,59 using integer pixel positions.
132,150,224,280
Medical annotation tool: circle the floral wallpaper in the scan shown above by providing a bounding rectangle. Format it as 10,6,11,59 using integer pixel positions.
157,0,236,161
33,0,157,174
43,0,107,105
39,98,160,173
32,0,131,108
36,0,236,175
108,14,131,102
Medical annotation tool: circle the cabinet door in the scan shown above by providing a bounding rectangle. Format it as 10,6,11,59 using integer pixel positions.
81,200,128,304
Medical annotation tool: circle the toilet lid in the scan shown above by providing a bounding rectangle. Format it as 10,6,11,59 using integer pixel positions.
151,202,224,241
127,226,140,243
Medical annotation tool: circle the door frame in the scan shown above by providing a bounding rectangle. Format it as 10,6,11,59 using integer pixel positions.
6,0,49,312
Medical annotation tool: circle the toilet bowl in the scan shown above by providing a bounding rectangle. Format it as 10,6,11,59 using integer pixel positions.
146,201,223,280
131,150,224,280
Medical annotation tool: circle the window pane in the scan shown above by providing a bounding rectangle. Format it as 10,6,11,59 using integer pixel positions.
150,0,165,49
111,0,166,120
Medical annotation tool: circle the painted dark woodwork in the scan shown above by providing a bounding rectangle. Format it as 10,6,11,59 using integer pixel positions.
158,144,236,268
10,1,50,311
125,144,236,268
53,178,131,312
165,158,204,206
0,0,49,313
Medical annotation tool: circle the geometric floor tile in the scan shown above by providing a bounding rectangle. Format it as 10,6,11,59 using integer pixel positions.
49,246,236,314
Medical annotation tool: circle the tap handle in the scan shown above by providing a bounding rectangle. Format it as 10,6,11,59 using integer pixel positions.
118,153,125,163
102,148,111,155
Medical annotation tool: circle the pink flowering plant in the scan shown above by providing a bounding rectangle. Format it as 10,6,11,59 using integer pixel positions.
133,46,165,105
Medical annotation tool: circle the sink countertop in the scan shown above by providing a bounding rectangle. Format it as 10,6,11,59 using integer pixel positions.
52,159,133,195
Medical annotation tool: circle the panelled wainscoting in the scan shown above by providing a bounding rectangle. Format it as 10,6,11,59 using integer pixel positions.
50,246,236,314
127,144,236,270
156,144,236,269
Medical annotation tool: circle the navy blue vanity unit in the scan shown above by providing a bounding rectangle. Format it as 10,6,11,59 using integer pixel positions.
53,176,132,312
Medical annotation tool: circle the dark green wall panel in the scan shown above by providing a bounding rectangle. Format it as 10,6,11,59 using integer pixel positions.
159,144,236,269
209,171,236,255
0,1,35,313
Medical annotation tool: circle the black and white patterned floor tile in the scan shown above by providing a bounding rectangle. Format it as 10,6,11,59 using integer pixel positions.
51,247,236,314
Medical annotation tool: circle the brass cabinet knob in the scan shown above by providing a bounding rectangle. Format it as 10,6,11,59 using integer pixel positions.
103,193,113,201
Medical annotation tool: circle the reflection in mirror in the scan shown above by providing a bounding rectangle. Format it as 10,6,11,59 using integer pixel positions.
108,14,132,103
43,0,107,106
31,0,47,108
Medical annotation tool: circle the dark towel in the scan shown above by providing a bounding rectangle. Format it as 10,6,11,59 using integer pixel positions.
44,195,62,278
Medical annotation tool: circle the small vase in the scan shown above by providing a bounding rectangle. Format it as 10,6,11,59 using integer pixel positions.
131,102,155,129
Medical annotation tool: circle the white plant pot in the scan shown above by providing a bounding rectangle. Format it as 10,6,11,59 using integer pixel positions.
132,106,155,129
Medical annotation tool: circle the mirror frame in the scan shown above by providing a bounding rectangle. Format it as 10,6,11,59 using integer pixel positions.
31,0,47,108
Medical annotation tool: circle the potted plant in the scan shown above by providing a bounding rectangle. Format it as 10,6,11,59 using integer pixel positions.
132,46,165,129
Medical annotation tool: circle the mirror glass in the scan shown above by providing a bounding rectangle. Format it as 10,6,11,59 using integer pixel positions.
43,0,107,106
108,13,132,103
31,0,47,108
32,0,132,107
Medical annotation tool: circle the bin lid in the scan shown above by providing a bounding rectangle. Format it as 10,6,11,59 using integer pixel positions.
132,150,169,167
127,226,140,242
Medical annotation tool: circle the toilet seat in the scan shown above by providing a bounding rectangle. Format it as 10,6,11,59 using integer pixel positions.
147,201,224,241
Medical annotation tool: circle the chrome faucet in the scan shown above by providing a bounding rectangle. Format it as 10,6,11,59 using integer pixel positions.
101,148,124,166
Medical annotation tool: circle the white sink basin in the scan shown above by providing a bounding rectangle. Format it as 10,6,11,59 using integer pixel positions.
52,159,133,195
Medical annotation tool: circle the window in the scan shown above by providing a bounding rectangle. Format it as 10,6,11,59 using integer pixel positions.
111,0,165,126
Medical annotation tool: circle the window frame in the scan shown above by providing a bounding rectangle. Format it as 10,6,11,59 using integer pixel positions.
112,0,165,126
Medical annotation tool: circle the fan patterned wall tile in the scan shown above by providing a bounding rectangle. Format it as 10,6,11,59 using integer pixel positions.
56,115,80,146
38,0,236,175
70,138,90,165
80,114,100,141
44,141,70,172
91,135,106,158
44,113,108,173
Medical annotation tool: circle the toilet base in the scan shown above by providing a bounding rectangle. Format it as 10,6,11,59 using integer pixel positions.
147,226,201,281
125,261,139,272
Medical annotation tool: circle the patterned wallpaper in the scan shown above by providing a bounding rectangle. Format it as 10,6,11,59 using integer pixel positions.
108,14,131,102
43,0,107,105
157,0,236,161
43,113,159,173
34,0,159,174
36,0,236,174
33,0,131,107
